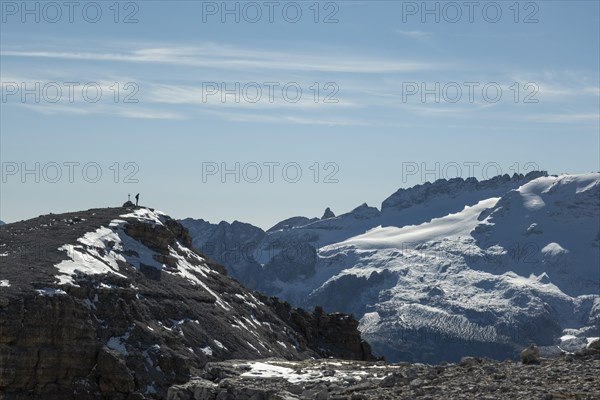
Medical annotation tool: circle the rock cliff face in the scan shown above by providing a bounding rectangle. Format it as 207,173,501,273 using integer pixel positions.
260,302,377,362
0,207,375,399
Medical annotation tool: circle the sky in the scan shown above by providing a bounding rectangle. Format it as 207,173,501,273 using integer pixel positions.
0,0,599,229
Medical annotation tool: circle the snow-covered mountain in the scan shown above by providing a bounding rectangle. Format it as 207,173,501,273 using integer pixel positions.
181,172,600,363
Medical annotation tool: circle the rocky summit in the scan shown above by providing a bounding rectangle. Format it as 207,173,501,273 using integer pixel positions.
0,207,374,399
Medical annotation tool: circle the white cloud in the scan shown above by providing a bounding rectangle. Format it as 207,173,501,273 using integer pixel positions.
509,72,600,100
116,109,185,120
396,30,431,38
18,103,93,115
203,110,369,126
14,102,183,120
521,113,599,123
144,82,357,110
1,44,437,74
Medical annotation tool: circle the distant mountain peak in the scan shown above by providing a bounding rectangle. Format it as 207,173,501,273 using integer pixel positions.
265,216,318,233
381,171,548,212
350,203,381,219
321,207,335,219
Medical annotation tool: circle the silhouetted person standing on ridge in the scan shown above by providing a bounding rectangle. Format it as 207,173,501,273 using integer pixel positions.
135,193,139,206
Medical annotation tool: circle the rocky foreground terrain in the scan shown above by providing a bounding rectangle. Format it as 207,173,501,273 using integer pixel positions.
168,342,600,400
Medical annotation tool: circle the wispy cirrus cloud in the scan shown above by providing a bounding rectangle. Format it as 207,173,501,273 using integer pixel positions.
203,110,370,126
15,102,185,120
3,43,598,126
509,72,600,100
202,110,418,128
396,30,432,39
520,112,599,123
144,82,357,110
1,44,438,74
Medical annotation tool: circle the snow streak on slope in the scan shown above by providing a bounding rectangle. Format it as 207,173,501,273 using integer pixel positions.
54,208,230,310
55,226,129,285
333,198,500,251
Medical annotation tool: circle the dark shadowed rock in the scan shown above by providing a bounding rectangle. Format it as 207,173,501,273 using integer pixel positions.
321,208,335,219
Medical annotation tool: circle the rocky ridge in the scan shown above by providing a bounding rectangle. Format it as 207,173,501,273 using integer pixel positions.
0,207,375,399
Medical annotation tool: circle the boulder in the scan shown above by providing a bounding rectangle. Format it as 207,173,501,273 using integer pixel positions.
520,344,540,365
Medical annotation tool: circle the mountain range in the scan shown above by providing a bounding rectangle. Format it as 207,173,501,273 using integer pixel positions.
181,172,600,363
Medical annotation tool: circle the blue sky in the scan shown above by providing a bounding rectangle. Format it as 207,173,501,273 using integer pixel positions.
1,0,599,228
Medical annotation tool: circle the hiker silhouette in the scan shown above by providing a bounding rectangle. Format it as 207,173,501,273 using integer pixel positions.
135,193,139,206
